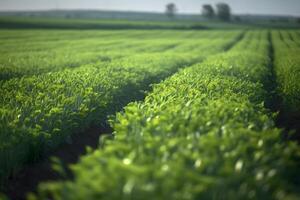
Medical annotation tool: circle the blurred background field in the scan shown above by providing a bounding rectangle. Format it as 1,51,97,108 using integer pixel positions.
0,9,299,30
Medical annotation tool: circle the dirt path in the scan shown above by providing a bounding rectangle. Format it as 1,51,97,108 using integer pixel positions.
267,31,300,141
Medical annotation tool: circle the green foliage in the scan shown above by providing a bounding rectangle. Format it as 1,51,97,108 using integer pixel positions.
272,30,300,113
34,31,300,199
0,30,239,80
0,30,241,183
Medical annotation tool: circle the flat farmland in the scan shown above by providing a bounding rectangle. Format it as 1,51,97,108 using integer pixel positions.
0,29,299,200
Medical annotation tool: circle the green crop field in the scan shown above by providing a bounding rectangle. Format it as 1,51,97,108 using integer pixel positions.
0,22,299,200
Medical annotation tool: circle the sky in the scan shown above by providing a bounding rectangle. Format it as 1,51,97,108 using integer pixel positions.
0,0,299,16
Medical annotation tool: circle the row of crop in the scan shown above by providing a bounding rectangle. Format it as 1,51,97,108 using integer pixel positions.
0,30,221,47
0,30,222,54
0,37,170,80
0,32,241,184
0,30,240,80
33,31,300,200
272,30,300,115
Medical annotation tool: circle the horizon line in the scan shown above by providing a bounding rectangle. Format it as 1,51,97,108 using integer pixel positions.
0,8,299,18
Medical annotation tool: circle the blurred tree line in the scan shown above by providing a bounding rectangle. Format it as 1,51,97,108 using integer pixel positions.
202,3,231,21
166,2,232,21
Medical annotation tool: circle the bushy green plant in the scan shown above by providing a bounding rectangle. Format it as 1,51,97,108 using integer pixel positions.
33,31,300,199
0,30,241,183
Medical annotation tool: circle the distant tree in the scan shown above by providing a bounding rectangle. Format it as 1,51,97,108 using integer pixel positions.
297,18,300,24
216,3,231,21
65,14,72,19
234,16,241,22
202,4,215,19
270,19,277,23
165,3,177,18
